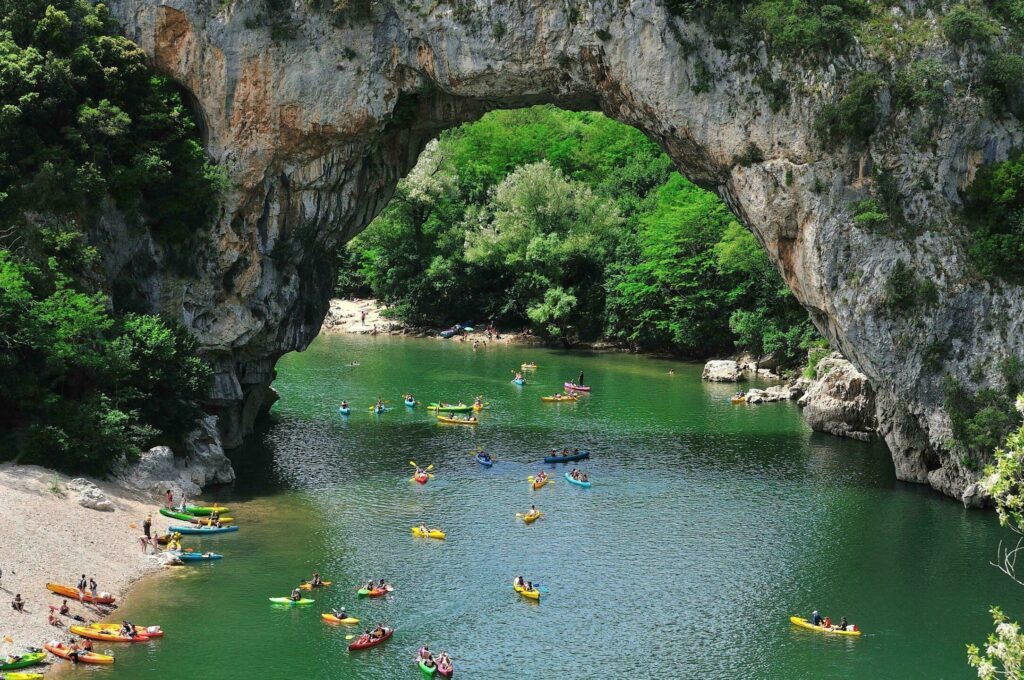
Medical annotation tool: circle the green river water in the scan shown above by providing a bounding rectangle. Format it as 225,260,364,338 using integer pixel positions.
56,335,1022,678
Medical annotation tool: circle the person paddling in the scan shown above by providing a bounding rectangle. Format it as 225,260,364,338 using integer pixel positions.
811,610,823,626
290,587,302,602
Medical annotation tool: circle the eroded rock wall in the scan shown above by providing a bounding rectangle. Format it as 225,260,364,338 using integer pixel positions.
101,0,1024,502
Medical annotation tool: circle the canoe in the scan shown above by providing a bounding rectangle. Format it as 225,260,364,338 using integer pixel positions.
522,511,542,524
512,378,525,386
89,623,163,638
348,628,393,651
44,642,114,664
532,476,550,490
564,472,592,488
357,586,391,597
731,396,746,404
789,616,861,636
299,580,333,591
541,395,578,402
4,673,44,680
0,653,45,670
413,473,429,484
339,406,351,415
46,583,116,605
513,582,541,600
419,659,438,676
269,597,314,605
543,450,590,464
184,505,229,516
474,454,493,467
412,526,446,539
321,613,360,625
427,403,473,413
168,524,238,535
159,508,235,524
564,382,590,392
174,551,223,561
437,415,477,425
405,399,417,407
70,625,150,643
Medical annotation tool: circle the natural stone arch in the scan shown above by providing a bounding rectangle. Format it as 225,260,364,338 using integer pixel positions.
105,0,1024,502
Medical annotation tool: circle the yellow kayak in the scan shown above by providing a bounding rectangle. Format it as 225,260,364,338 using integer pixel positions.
513,582,540,600
541,395,578,402
522,511,542,524
5,674,45,680
437,415,477,425
789,616,861,636
531,476,550,490
322,612,360,625
731,396,746,404
411,526,446,540
299,580,333,591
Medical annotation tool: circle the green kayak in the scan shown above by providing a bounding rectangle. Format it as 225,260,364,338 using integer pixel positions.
426,403,473,413
419,659,438,676
185,505,229,516
160,508,197,521
269,597,314,605
0,652,46,670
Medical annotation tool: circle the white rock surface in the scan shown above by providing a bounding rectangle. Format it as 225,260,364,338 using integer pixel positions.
702,360,742,383
799,354,877,442
67,478,115,512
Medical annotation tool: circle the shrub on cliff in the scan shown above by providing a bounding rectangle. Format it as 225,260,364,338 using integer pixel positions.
963,151,1024,283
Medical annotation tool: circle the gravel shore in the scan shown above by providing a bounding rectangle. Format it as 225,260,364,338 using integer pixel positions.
0,463,175,665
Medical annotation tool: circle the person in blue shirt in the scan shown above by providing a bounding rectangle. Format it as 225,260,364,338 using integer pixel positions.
811,610,823,626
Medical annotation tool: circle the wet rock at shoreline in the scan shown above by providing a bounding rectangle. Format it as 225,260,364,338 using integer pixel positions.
799,354,877,441
702,360,742,383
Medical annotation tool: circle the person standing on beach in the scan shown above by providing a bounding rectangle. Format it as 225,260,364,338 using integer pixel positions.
76,574,87,601
165,489,173,509
89,577,98,601
143,514,152,539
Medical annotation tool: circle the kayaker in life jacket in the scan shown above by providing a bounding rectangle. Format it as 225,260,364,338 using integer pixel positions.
437,651,451,669
333,607,348,619
311,572,323,587
378,578,389,590
514,576,525,588
290,587,302,602
811,610,823,626
365,580,376,591
341,400,349,409
838,616,848,631
419,523,430,535
418,645,431,659
371,624,385,639
823,616,832,629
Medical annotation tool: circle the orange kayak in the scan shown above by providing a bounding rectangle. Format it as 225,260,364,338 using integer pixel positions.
45,642,114,664
532,476,550,490
46,583,115,605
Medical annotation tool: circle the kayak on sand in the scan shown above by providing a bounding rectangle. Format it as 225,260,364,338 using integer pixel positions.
184,505,229,516
4,673,45,680
46,583,115,605
44,641,114,665
159,508,235,524
348,628,393,651
564,472,592,488
789,616,861,636
70,625,150,643
0,652,46,671
89,623,163,638
168,524,239,535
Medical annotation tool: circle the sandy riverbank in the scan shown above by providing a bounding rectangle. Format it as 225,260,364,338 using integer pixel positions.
0,464,177,665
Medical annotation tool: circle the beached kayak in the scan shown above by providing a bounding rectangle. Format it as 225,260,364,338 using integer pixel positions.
419,659,438,676
532,476,551,490
412,526,446,539
541,395,578,402
159,508,234,524
321,613,360,625
543,450,590,464
0,652,45,670
436,415,477,425
46,583,115,605
522,511,542,524
174,551,223,561
513,582,541,600
339,406,351,415
427,403,473,412
348,628,393,651
299,580,333,591
184,505,229,516
4,673,44,680
789,616,861,636
564,382,590,392
45,642,114,664
70,625,150,643
89,623,163,638
474,453,493,467
269,597,314,605
168,524,238,535
564,472,592,488
357,586,392,597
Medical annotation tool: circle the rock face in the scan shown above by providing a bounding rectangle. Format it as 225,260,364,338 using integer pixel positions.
799,354,877,442
746,382,807,404
702,360,742,383
99,0,1024,501
67,478,116,512
321,299,405,334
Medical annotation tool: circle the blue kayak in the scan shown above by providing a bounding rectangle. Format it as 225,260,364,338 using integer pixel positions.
543,450,590,464
512,378,525,386
405,399,416,407
175,551,224,561
474,454,494,467
169,524,239,535
339,407,351,415
564,472,591,488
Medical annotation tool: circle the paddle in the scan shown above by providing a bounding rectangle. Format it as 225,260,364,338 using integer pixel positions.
526,476,555,485
408,462,434,471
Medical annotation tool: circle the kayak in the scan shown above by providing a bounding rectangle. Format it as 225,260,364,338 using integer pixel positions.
472,401,489,411
541,395,578,402
731,396,746,404
437,415,477,425
370,406,391,414
159,508,234,524
521,363,537,369
299,580,333,591
474,453,493,467
44,642,114,664
440,329,457,339
789,616,862,636
269,597,314,605
564,472,591,488
89,623,163,638
168,524,238,535
46,583,116,605
357,586,392,597
405,399,417,407
437,660,454,677
419,659,438,676
339,406,351,415
564,382,590,392
0,653,45,670
321,612,360,625
70,625,150,643
427,403,473,413
412,526,446,539
4,674,44,680
543,450,590,464
522,511,542,524
413,473,429,484
174,551,223,561
184,505,229,516
348,628,393,651
513,582,541,600
532,476,550,490
512,378,525,386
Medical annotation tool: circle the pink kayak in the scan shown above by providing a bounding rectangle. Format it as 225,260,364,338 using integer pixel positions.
564,382,590,392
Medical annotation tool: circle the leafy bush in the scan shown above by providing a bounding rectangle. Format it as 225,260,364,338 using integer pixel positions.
941,4,998,45
892,59,950,114
744,0,867,57
980,53,1024,118
851,198,889,227
883,259,938,313
814,73,884,149
944,359,1024,456
962,151,1024,282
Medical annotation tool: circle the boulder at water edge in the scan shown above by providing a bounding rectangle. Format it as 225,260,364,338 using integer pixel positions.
798,354,876,441
702,360,742,383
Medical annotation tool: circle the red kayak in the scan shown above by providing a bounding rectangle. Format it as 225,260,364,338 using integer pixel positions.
414,474,428,485
438,660,454,677
348,628,393,650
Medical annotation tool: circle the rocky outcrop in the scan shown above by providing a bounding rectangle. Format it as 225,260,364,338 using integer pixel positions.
67,478,115,512
321,298,406,334
702,360,742,383
799,354,877,442
100,0,1024,500
746,381,808,404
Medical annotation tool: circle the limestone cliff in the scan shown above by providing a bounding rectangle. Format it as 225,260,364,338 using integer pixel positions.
100,0,1024,502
